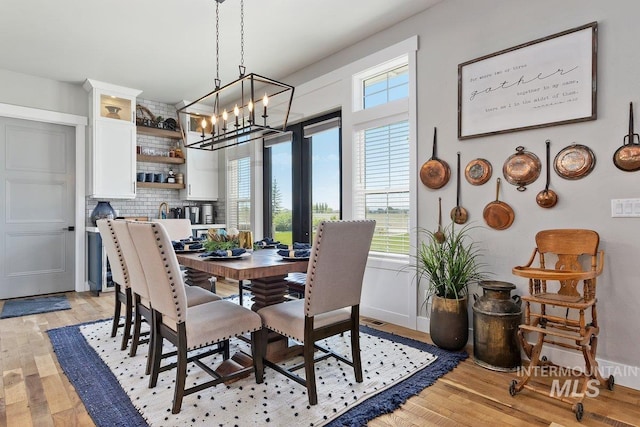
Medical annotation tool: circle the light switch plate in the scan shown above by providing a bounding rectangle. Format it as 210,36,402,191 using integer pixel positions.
611,198,640,217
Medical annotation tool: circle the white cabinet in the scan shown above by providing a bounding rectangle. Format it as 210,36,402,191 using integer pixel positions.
84,79,141,199
176,101,219,201
181,133,219,200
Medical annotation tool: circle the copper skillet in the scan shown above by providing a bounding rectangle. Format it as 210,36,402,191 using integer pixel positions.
420,127,451,189
483,178,515,230
613,102,640,172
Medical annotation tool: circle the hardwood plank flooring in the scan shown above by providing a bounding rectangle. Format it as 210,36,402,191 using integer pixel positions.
0,282,638,427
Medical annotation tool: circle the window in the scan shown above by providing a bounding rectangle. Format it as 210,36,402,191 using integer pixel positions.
355,121,409,254
263,112,341,244
363,65,409,109
352,53,413,256
227,156,251,230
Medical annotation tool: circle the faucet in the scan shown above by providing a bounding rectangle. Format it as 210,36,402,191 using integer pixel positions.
158,202,168,219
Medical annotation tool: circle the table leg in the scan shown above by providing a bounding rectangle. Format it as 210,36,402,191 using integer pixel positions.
249,275,289,311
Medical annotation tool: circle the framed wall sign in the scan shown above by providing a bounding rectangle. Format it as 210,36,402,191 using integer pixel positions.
458,22,597,139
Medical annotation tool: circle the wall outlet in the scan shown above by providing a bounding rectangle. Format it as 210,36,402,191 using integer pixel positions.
611,198,640,217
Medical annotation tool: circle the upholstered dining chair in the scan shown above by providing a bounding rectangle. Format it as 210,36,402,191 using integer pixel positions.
96,219,132,351
110,220,222,373
150,218,193,240
152,218,217,292
128,221,264,414
257,219,376,405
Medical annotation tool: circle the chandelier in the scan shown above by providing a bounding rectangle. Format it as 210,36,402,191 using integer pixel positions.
177,0,294,152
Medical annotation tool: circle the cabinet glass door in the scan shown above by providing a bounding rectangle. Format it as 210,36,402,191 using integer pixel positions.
99,94,133,122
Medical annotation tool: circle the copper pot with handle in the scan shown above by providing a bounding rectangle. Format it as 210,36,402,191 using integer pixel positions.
420,127,451,189
613,102,640,172
503,146,541,192
483,178,515,230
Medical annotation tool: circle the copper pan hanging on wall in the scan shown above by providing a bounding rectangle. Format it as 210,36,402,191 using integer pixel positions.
502,146,541,192
465,158,492,186
613,102,640,172
554,143,596,180
420,127,451,189
483,178,515,230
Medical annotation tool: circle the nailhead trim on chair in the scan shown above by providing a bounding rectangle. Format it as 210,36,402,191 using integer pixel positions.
106,220,130,286
186,326,261,351
151,223,184,323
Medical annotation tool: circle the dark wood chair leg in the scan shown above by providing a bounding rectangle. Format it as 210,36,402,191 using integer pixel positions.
303,338,318,405
120,288,133,350
238,280,244,306
351,307,363,382
111,284,122,338
351,325,363,382
129,298,142,357
149,311,163,388
252,330,264,383
172,325,188,414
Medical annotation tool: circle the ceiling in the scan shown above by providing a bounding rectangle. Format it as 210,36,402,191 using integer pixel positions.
0,0,441,105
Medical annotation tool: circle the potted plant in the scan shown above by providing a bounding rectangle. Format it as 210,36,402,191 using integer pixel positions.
414,223,487,351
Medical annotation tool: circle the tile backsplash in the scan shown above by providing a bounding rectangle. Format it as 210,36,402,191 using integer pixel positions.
85,99,221,225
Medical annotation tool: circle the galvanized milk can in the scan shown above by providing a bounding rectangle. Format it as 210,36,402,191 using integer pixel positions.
473,281,522,372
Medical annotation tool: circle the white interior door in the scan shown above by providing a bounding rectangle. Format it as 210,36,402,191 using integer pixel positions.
0,117,75,299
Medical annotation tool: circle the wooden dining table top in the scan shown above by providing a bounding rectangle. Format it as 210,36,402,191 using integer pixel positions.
176,248,308,281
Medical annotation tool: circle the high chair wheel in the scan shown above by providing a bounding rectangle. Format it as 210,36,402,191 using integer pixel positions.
541,355,548,362
607,375,615,390
509,379,517,396
574,402,584,421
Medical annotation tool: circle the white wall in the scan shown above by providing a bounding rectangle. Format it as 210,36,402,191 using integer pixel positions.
284,0,640,387
0,69,86,116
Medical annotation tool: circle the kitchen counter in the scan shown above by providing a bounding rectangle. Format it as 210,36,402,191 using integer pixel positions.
86,223,226,233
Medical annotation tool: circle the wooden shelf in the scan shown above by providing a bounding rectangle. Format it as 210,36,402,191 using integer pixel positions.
137,154,185,164
136,182,185,190
136,125,182,139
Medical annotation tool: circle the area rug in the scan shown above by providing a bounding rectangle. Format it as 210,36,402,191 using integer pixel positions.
1,294,71,318
48,304,467,426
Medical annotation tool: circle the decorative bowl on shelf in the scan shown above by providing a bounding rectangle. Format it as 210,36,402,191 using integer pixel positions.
104,105,121,119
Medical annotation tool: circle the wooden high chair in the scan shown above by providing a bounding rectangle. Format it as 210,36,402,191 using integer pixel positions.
510,229,613,421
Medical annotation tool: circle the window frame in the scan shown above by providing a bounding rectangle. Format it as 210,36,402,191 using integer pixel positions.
350,52,417,261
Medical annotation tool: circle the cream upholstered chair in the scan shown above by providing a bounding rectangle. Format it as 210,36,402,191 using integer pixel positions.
96,219,132,351
151,218,193,240
128,221,264,414
257,220,375,405
110,220,222,373
152,218,217,292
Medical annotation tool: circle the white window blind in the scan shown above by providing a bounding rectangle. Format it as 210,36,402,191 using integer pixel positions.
227,156,251,230
354,120,410,254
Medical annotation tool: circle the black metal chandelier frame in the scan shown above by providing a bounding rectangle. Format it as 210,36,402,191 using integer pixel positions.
177,0,294,152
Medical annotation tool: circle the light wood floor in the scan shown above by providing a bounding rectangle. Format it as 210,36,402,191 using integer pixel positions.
1,282,638,427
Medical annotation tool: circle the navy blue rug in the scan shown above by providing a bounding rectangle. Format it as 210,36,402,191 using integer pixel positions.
48,319,466,427
1,295,71,318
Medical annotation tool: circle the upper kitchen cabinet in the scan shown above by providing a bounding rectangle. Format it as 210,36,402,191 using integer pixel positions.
176,101,219,201
83,79,142,199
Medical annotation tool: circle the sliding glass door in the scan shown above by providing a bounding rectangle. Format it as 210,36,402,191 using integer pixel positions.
264,112,341,244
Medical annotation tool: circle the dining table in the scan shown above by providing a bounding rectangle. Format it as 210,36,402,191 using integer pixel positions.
177,248,309,363
176,248,308,311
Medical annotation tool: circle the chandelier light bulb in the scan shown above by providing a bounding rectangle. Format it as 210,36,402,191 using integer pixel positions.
248,100,253,112
263,93,269,107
